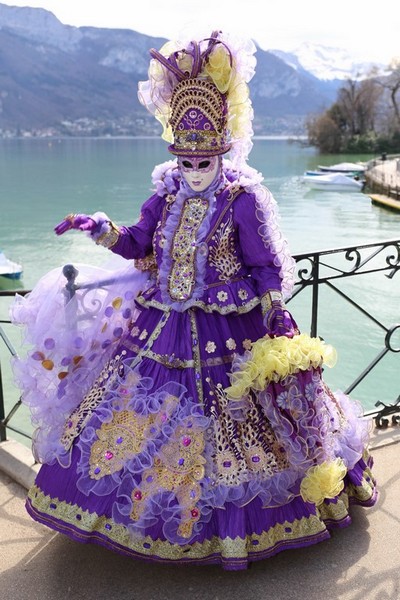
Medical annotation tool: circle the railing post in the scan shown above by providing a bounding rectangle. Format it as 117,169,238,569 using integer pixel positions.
0,362,6,442
310,254,319,337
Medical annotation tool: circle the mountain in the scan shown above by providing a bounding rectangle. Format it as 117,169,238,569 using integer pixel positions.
270,42,384,81
0,3,345,137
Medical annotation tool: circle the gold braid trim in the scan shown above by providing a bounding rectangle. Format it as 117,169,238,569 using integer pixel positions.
260,290,283,316
95,221,120,249
135,293,261,315
27,484,328,562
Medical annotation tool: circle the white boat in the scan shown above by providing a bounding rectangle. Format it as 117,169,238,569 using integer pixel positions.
302,172,364,192
0,250,23,279
317,162,366,174
304,170,329,176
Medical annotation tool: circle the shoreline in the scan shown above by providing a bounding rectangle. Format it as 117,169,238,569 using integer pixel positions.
0,134,308,142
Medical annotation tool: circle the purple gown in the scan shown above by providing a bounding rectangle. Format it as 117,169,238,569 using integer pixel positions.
13,161,376,570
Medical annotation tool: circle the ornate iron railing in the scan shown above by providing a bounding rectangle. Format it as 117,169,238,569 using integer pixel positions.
1,237,399,441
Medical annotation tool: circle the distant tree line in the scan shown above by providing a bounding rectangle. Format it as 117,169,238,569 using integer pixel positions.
306,61,400,153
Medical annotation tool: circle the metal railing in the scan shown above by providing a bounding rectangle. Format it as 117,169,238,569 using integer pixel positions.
1,237,399,441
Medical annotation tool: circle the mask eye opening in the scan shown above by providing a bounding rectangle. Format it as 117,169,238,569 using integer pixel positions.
182,160,193,169
198,160,211,169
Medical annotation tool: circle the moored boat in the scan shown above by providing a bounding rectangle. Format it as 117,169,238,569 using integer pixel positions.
302,172,364,192
0,250,23,279
317,162,366,175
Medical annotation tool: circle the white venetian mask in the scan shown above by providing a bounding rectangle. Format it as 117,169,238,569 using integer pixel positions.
178,156,221,192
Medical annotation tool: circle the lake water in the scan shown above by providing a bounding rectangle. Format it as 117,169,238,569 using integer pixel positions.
1,137,399,445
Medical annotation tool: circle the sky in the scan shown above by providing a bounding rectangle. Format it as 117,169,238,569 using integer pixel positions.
1,0,399,65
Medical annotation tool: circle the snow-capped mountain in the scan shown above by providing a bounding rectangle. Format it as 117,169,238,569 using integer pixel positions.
0,3,371,136
270,42,384,81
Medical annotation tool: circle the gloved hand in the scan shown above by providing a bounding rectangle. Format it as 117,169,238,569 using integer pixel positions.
54,213,98,236
262,290,298,338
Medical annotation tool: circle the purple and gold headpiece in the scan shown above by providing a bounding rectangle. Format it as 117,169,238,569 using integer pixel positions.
138,31,257,164
148,35,231,156
167,77,230,156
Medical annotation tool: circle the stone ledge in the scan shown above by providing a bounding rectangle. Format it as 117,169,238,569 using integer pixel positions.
369,425,400,450
0,439,39,490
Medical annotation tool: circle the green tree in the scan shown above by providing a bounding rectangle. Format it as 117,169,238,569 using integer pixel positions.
306,113,342,153
307,77,383,152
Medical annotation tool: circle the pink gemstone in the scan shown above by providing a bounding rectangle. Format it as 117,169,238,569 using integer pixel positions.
104,451,114,460
182,436,192,447
191,509,199,518
134,490,142,500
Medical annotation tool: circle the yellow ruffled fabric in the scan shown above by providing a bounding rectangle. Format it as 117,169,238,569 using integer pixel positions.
300,458,347,506
204,45,233,93
204,45,252,144
225,333,337,400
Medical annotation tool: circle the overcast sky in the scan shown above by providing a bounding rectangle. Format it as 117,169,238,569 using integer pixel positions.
2,0,399,64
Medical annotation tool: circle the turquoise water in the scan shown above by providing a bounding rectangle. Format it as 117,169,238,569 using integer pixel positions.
1,137,399,445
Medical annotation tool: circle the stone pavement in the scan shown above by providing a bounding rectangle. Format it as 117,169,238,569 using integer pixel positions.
1,433,400,600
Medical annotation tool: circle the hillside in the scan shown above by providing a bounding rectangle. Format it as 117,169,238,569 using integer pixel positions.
0,3,342,136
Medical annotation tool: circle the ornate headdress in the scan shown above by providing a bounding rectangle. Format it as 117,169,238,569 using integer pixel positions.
138,31,257,165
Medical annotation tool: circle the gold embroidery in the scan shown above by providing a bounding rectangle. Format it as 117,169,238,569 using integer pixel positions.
136,293,261,315
123,338,234,369
205,185,242,243
89,395,180,480
61,354,125,450
125,310,171,370
168,197,209,301
226,338,237,351
207,379,290,486
123,339,195,369
345,463,376,503
205,341,216,354
242,339,252,351
89,412,146,479
28,484,329,562
189,309,203,402
138,329,148,340
134,253,158,274
317,494,349,523
95,221,120,249
217,291,228,302
208,216,241,281
130,418,206,539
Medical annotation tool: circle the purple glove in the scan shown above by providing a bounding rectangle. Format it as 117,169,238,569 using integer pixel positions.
265,303,298,338
54,213,98,236
262,290,298,338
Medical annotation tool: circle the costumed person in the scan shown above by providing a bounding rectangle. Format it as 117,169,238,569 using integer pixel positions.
11,31,377,571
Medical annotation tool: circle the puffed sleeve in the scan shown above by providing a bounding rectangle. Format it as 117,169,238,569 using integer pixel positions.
108,193,164,260
233,190,284,296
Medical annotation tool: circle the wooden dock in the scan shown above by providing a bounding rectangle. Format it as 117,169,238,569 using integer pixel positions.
369,193,400,212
